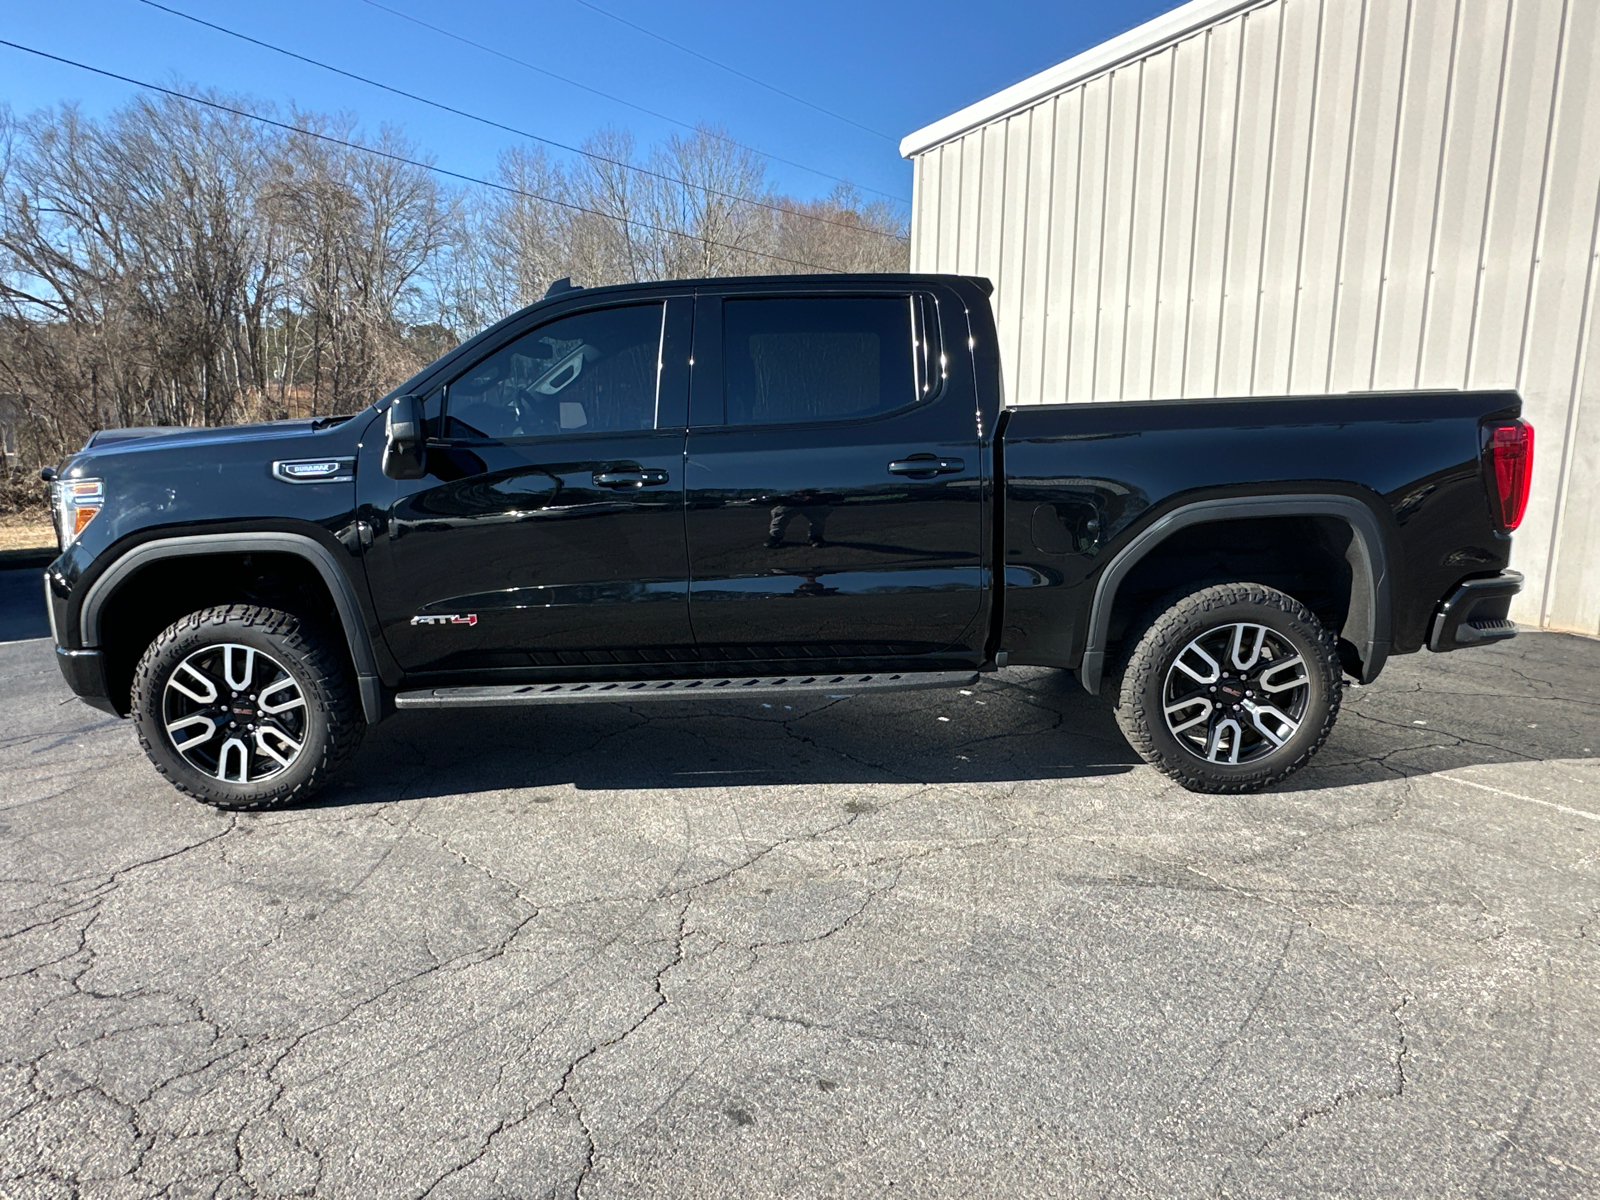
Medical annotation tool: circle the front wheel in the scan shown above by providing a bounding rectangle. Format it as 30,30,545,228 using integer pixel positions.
131,605,364,809
1112,583,1343,793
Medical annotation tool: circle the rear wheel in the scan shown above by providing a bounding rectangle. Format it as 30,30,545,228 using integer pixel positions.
1112,583,1342,793
131,605,363,809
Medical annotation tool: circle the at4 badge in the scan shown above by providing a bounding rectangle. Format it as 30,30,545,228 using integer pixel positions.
411,613,479,627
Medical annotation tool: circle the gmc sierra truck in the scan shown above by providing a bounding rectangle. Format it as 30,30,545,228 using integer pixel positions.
40,273,1532,808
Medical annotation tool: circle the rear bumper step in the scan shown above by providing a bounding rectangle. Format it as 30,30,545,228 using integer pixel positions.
1428,571,1522,652
394,670,981,709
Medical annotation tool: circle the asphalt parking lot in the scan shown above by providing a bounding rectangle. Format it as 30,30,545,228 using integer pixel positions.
2,567,1598,1200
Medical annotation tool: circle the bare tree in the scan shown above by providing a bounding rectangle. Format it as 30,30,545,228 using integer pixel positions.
0,97,908,512
465,124,909,317
460,145,567,320
277,115,456,413
774,184,910,273
648,127,772,278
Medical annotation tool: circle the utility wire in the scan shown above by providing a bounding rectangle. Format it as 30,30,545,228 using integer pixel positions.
137,0,907,243
354,0,909,207
0,39,844,274
571,0,898,144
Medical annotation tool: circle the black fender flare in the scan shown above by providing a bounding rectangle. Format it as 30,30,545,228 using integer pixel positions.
77,531,384,723
1077,494,1392,695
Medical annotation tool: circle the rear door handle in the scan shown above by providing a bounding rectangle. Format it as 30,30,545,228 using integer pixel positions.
888,456,965,477
593,468,670,488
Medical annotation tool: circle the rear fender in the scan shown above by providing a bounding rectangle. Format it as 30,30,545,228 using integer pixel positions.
1077,494,1392,694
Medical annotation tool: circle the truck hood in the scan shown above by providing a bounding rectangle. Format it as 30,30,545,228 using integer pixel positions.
83,415,358,451
56,410,377,499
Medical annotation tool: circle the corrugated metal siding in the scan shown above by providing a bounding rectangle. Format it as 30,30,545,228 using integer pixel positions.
909,0,1600,636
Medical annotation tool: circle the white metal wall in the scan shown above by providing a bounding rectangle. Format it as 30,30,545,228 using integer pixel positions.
908,0,1600,636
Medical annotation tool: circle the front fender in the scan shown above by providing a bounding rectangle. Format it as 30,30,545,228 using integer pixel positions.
75,531,386,723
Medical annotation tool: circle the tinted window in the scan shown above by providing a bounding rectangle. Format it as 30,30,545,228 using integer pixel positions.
445,303,663,440
723,297,917,426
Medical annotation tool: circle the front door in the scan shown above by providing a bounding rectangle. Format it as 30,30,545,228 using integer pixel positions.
363,297,694,676
683,289,987,665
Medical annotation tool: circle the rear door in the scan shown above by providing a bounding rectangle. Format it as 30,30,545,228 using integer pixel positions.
683,286,986,664
362,295,694,675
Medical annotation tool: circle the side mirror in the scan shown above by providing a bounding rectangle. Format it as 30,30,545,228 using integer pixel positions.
382,394,428,480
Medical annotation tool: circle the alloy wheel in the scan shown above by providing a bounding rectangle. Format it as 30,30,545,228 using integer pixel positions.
1161,622,1311,765
161,643,308,783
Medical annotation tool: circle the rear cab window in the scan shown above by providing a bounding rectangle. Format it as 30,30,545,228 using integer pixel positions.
719,294,943,427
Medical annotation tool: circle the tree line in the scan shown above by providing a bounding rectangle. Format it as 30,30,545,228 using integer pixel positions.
0,90,908,507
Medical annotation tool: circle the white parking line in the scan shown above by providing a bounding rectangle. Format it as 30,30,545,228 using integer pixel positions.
1440,774,1600,823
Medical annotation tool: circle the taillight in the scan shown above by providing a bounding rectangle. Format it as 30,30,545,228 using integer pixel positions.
1485,420,1533,531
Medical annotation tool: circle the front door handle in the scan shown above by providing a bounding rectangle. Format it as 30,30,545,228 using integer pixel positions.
888,455,965,477
594,468,670,488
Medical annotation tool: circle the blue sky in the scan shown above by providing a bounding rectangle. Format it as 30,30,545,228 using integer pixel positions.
2,1,1179,210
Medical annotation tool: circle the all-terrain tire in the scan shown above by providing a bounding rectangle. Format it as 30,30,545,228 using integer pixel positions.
131,605,364,810
1111,582,1342,793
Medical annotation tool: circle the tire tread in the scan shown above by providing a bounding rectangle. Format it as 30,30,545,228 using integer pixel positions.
130,604,363,810
1111,582,1342,793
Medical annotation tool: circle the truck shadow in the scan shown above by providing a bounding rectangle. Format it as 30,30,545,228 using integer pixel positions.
338,668,1142,799
327,644,1598,803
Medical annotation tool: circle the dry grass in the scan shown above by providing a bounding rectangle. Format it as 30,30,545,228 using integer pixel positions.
0,514,56,552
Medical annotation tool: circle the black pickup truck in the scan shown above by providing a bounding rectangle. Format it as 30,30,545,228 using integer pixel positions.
41,273,1532,808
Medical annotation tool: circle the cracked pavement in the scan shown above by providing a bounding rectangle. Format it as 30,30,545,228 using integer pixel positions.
2,586,1598,1197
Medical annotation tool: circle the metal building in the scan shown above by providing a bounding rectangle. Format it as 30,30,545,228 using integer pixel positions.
901,0,1600,636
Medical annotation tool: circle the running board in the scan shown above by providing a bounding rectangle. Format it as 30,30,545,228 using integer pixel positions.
394,670,980,709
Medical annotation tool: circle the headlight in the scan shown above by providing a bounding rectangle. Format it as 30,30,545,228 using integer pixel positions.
51,478,104,549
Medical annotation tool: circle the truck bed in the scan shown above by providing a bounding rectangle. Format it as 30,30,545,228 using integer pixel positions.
997,389,1520,681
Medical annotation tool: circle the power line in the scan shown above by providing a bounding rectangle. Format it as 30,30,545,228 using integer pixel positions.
136,0,908,244
354,0,910,207
0,39,845,275
572,0,898,144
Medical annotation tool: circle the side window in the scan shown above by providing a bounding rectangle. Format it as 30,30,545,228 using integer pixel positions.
420,388,443,441
912,294,945,403
722,296,923,427
444,303,664,441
